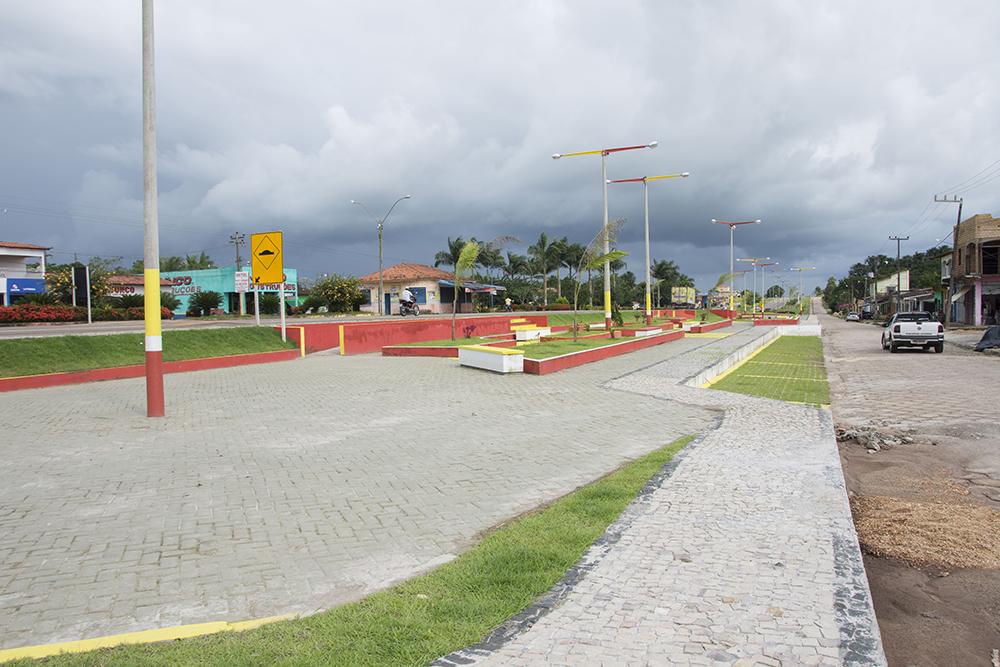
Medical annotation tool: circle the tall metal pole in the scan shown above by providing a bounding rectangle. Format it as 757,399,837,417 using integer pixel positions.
142,0,164,417
378,221,384,316
934,195,962,326
643,179,652,326
889,235,908,313
729,225,735,313
602,152,611,328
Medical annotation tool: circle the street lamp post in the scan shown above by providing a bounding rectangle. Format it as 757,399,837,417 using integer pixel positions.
788,267,815,313
737,257,769,316
351,195,411,315
608,172,690,325
731,269,751,312
758,262,779,310
712,219,761,314
553,141,658,328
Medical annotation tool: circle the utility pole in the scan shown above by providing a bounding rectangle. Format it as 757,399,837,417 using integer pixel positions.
934,195,963,326
889,235,909,314
141,0,164,418
229,232,246,269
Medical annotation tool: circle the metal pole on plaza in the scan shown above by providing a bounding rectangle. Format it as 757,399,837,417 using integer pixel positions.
141,0,164,417
758,262,779,310
553,141,657,328
609,172,690,325
254,286,260,326
352,196,411,316
889,235,908,312
279,282,286,341
712,219,760,314
738,257,768,316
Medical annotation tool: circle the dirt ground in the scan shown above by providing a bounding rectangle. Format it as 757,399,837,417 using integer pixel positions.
820,304,1000,667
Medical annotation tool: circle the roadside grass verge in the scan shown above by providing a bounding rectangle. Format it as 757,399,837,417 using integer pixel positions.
522,336,626,359
21,436,694,667
0,328,295,378
710,336,829,405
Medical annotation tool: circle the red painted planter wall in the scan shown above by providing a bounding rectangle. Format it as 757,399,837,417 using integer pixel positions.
0,349,300,393
338,315,547,355
711,309,738,319
753,318,799,326
688,320,733,333
523,330,684,375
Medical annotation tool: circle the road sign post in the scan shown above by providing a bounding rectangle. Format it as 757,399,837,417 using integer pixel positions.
250,231,284,338
234,270,250,316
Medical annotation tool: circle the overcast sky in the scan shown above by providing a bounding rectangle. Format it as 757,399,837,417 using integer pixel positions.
3,1,999,293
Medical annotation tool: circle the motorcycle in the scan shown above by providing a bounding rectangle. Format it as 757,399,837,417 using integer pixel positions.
400,300,420,317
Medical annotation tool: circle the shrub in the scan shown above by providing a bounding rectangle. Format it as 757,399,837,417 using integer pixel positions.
299,294,325,313
160,291,181,312
0,304,84,323
312,274,364,312
259,293,280,315
190,290,223,316
554,296,570,305
113,294,145,309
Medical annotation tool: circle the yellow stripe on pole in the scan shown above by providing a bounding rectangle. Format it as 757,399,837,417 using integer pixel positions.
645,173,686,181
604,290,612,318
559,148,604,158
645,292,652,312
143,268,162,338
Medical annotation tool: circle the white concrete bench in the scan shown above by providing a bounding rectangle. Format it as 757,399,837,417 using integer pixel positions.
514,327,552,341
458,345,524,373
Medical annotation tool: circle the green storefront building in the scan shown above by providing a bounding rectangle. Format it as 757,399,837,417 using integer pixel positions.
161,266,299,316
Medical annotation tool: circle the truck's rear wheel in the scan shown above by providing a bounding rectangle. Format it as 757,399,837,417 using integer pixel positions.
890,342,898,353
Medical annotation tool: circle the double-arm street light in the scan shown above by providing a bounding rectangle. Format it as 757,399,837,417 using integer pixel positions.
552,141,658,328
737,257,770,316
351,195,411,315
711,219,761,314
608,172,690,325
788,266,816,313
758,262,780,310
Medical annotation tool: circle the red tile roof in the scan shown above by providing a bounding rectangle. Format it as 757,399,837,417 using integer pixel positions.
0,241,50,250
359,263,454,283
109,274,176,287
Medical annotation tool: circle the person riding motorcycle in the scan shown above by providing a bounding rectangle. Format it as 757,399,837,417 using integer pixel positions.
399,287,415,312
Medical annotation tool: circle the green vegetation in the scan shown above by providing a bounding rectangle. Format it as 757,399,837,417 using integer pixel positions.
26,436,693,667
711,336,829,405
0,328,295,378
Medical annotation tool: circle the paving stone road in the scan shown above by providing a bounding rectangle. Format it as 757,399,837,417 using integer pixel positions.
440,316,886,666
0,330,740,650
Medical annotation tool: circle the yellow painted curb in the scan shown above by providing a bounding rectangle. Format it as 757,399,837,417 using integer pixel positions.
338,324,345,356
459,345,524,356
701,336,780,388
0,615,294,662
294,326,306,357
685,332,731,339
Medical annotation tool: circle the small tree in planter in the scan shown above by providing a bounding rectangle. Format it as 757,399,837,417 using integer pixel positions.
569,219,627,341
190,290,223,316
450,240,480,340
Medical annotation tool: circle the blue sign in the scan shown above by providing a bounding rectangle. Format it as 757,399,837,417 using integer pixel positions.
8,278,47,295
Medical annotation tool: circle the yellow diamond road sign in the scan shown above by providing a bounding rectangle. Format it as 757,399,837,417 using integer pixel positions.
251,231,283,284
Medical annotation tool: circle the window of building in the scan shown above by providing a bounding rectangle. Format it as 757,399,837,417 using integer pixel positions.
983,242,999,275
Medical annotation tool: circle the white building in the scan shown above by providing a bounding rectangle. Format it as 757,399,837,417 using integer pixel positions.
0,241,49,306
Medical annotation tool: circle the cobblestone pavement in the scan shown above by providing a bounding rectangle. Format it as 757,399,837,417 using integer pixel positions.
442,320,885,666
0,330,745,649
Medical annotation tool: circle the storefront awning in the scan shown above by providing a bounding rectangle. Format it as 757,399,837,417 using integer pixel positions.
951,286,970,304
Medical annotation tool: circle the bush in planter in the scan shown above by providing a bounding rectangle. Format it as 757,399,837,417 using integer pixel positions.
160,291,181,312
259,293,280,315
189,290,223,316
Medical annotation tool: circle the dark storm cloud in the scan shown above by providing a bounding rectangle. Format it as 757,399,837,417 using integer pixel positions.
2,1,999,292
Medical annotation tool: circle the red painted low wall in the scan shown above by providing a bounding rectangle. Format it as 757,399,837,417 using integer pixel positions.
711,309,738,319
524,330,684,375
0,349,300,393
753,318,799,326
381,339,517,357
688,320,733,333
660,309,696,319
338,315,547,355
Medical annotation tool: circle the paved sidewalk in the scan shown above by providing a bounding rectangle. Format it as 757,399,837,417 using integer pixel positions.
440,323,885,666
0,330,741,650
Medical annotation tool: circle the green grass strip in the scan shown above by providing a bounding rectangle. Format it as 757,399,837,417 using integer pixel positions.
711,336,829,405
0,328,295,378
24,436,693,667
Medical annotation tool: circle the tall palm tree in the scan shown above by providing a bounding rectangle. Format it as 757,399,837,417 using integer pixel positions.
477,244,504,279
561,242,585,289
450,240,481,339
550,237,568,300
651,258,680,308
184,252,216,270
528,233,554,307
434,237,465,269
503,251,529,279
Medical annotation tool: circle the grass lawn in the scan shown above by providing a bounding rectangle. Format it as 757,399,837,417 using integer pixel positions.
518,333,670,359
22,436,693,667
710,336,829,405
0,328,295,378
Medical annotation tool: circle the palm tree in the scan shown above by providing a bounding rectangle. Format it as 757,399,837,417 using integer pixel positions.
551,237,568,300
477,244,504,279
450,240,481,340
528,233,558,307
503,252,529,279
184,252,216,270
561,242,585,291
651,259,680,308
434,237,466,269
570,220,627,339
160,256,186,272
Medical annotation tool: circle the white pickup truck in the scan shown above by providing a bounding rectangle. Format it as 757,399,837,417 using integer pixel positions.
881,312,944,353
